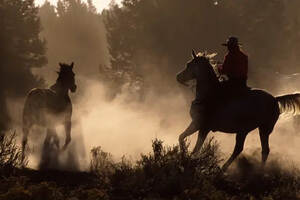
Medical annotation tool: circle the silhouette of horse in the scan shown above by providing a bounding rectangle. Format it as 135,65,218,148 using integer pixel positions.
22,62,77,162
177,50,300,171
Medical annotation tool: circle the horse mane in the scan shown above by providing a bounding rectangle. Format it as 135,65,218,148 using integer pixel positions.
196,52,217,60
195,51,218,70
195,51,220,83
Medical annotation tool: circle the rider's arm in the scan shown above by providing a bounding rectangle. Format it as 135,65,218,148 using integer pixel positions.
218,54,230,75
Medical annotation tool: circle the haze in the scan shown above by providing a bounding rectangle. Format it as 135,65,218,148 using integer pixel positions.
35,0,121,12
2,0,300,170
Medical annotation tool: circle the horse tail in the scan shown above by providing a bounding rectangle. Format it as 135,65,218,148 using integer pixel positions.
276,93,300,115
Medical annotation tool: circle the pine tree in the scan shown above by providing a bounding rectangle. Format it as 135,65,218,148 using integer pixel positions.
0,0,47,131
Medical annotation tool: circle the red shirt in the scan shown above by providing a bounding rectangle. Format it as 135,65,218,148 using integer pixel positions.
219,49,248,80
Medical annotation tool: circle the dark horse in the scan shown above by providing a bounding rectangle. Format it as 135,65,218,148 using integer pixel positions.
22,62,77,161
177,51,300,171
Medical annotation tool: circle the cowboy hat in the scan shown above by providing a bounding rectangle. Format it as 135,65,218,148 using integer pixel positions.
222,36,242,47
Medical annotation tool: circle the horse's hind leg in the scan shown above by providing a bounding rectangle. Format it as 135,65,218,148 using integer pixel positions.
259,126,272,166
222,132,248,171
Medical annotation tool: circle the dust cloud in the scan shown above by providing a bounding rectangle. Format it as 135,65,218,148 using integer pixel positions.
6,0,300,171
24,71,300,171
74,79,188,166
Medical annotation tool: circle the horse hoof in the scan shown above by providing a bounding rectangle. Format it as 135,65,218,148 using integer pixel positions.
191,153,198,159
221,165,228,172
178,137,185,149
61,144,68,152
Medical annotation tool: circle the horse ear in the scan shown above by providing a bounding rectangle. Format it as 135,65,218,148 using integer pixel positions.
59,63,63,71
71,62,74,69
192,49,197,59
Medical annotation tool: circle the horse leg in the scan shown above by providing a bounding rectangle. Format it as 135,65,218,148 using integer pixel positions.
22,124,31,164
44,128,53,147
179,121,201,150
222,132,247,171
62,117,71,151
192,129,209,154
259,127,271,167
52,129,60,149
44,128,59,148
40,128,56,169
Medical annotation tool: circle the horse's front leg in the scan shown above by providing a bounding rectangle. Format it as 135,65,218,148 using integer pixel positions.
179,121,200,151
22,125,31,165
192,129,209,154
62,118,71,150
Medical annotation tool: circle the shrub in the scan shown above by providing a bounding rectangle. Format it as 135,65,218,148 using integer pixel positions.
0,131,27,173
105,137,224,199
89,137,300,200
1,135,300,200
90,146,115,179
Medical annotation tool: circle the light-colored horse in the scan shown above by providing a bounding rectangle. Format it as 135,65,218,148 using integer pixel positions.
177,51,300,171
22,62,77,162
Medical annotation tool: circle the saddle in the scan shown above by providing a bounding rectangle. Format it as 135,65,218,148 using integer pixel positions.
190,80,250,128
206,81,251,132
218,79,250,100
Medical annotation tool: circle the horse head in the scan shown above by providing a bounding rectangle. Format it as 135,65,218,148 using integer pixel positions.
176,50,212,86
57,62,77,93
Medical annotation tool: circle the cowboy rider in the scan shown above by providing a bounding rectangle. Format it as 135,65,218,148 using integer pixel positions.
218,36,248,90
178,37,248,152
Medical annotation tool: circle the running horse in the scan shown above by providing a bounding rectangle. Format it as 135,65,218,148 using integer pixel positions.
22,62,77,161
177,51,300,171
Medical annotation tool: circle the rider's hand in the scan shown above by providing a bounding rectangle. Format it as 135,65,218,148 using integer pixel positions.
219,75,229,82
